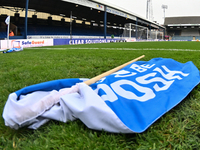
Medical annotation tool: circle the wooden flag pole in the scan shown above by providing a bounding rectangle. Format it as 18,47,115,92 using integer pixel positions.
84,55,145,85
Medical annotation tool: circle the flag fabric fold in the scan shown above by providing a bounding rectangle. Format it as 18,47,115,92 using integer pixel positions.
5,16,10,25
2,58,200,133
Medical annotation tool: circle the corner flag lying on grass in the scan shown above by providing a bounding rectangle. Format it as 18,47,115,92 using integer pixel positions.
2,47,23,53
3,58,200,133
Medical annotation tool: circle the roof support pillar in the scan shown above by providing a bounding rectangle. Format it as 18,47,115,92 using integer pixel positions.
24,0,29,39
149,24,151,40
104,6,107,39
164,28,166,39
136,18,138,40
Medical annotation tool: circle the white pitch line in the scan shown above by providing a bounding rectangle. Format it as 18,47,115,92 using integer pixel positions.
26,47,200,52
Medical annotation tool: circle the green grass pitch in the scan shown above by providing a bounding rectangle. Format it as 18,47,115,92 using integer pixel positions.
1,41,200,149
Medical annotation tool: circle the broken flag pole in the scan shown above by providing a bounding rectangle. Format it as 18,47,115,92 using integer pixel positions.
3,56,200,133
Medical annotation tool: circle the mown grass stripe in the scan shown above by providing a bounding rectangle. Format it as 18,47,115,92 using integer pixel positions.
27,47,200,52
1,41,200,149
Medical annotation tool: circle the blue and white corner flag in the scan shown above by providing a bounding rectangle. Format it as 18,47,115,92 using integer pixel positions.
5,16,10,49
3,58,200,133
5,16,10,25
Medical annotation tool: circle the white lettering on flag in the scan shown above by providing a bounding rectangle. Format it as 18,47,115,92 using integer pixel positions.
95,63,190,102
111,80,155,102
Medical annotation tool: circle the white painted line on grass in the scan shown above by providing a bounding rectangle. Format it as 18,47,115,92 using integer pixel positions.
26,47,200,52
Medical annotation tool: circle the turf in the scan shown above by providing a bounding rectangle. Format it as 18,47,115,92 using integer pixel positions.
1,41,200,149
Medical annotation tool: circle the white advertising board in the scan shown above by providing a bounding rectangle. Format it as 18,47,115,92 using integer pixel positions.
0,39,54,49
106,7,136,21
62,0,104,11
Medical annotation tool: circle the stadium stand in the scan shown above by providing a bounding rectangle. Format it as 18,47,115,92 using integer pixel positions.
1,0,164,40
164,16,200,40
1,14,124,39
181,29,199,36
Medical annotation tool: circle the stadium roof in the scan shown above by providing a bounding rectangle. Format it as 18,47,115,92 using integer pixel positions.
1,0,164,29
164,16,200,26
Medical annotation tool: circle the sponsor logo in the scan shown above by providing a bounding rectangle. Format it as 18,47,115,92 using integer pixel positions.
96,4,103,8
68,39,117,45
69,40,84,45
22,40,45,45
11,40,21,48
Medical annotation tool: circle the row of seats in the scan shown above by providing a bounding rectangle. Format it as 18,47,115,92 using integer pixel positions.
0,31,7,39
0,24,123,39
172,36,200,40
168,29,200,37
19,25,121,36
167,30,182,36
181,29,200,36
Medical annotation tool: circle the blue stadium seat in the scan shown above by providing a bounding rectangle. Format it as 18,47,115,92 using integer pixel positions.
0,32,7,39
12,24,122,37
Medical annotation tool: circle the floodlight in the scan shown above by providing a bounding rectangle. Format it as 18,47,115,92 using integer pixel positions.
162,4,168,23
60,14,65,17
28,9,36,12
162,5,168,9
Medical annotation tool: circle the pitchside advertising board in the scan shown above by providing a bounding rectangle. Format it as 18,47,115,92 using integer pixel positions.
54,38,119,45
0,38,121,49
0,39,53,49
